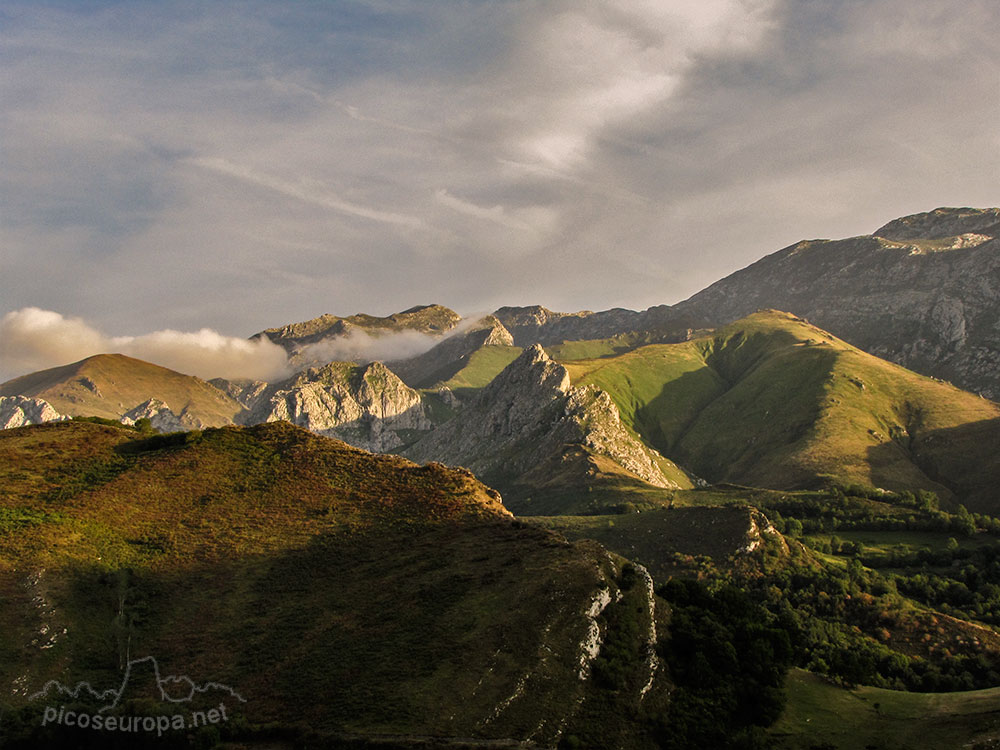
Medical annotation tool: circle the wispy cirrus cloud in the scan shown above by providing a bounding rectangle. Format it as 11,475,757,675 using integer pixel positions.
188,156,429,230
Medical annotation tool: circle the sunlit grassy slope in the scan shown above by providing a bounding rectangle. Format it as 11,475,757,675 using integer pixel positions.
0,420,655,745
440,344,522,395
0,353,242,427
560,311,1000,510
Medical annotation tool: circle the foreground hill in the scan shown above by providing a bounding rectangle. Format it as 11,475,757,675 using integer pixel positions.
673,207,1000,398
561,310,1000,512
0,420,666,747
0,354,243,429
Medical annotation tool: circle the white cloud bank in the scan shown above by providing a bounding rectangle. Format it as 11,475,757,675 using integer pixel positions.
0,307,488,384
0,308,290,383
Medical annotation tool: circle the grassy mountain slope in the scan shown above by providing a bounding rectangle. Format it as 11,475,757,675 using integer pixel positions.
0,354,242,428
560,311,1000,509
438,344,523,395
388,316,515,390
772,668,1000,750
0,421,664,746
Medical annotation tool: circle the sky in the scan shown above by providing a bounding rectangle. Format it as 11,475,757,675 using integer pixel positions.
1,0,998,381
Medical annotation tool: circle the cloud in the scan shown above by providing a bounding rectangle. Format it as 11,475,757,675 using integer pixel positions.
475,0,777,171
294,312,491,366
115,328,291,383
0,308,110,381
0,308,290,383
297,329,443,367
0,306,502,384
433,188,555,235
0,0,997,339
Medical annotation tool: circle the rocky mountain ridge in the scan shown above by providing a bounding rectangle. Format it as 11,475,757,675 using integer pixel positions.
405,345,689,507
672,207,1000,398
492,304,690,347
254,303,463,352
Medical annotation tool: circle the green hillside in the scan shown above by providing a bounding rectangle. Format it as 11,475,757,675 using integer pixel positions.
0,420,663,747
773,668,1000,749
439,344,522,395
560,311,1000,510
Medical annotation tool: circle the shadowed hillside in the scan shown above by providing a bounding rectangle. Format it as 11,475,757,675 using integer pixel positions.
0,420,667,747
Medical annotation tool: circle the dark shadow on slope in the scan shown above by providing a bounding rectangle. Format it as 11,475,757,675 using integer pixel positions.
532,505,765,582
869,416,1000,514
504,445,675,516
633,367,727,455
5,522,617,747
672,345,840,488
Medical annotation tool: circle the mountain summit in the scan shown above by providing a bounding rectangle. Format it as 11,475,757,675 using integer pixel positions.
672,207,1000,397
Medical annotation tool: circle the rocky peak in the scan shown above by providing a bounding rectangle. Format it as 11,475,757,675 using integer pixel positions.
405,344,678,493
476,316,515,347
482,344,571,399
492,305,560,328
236,360,431,453
121,398,186,432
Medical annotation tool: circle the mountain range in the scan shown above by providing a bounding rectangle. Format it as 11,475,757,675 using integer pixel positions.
4,206,1000,747
4,208,997,516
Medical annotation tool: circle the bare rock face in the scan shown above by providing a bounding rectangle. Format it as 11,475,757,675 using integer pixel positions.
231,361,431,452
121,398,186,432
562,386,671,487
405,345,678,490
673,207,1000,398
0,396,68,429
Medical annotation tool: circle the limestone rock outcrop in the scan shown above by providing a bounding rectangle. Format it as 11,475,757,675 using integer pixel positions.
226,361,432,452
405,345,680,490
0,396,68,429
